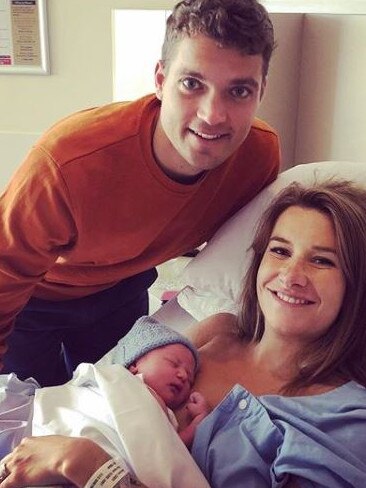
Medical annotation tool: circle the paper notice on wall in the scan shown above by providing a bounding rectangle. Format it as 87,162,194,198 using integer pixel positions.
0,0,41,67
0,0,12,65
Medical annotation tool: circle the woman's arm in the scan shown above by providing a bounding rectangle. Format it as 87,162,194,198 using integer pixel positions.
1,435,111,488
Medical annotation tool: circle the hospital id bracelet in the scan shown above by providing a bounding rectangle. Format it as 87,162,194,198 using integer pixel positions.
84,458,131,488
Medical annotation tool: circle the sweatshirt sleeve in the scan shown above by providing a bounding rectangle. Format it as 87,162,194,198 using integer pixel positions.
0,146,77,365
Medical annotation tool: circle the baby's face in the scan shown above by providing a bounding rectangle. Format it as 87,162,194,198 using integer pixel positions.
133,343,195,409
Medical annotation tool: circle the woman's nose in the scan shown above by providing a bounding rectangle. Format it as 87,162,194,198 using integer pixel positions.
197,93,227,126
279,260,308,288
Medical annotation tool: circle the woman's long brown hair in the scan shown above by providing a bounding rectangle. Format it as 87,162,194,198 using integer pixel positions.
237,180,366,393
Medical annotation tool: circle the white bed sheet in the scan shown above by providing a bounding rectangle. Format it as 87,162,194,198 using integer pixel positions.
33,362,209,488
0,300,202,487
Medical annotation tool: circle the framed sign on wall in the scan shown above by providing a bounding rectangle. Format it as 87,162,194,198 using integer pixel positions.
0,0,49,74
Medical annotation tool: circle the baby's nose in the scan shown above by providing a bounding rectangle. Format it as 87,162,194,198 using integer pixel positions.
177,367,188,380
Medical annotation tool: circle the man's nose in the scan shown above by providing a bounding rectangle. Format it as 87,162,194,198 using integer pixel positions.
197,92,227,126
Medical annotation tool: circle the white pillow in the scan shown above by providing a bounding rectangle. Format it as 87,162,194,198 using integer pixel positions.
178,161,366,320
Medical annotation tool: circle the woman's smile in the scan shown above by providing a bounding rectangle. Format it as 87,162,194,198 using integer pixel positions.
270,289,315,306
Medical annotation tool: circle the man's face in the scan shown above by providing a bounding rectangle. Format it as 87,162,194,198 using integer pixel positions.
153,34,266,182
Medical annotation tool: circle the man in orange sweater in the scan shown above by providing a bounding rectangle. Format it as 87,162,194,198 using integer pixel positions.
0,0,280,386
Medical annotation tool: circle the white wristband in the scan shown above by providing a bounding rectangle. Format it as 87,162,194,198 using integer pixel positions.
84,458,131,488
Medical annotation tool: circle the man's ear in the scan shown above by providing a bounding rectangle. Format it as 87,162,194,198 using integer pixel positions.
155,60,165,100
128,363,138,375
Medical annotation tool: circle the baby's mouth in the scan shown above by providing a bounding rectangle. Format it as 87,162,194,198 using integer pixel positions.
169,383,182,395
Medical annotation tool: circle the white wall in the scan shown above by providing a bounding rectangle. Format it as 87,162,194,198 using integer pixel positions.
0,1,171,190
263,0,366,14
0,1,181,191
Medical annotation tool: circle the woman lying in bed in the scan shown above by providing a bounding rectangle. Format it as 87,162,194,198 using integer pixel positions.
2,180,366,488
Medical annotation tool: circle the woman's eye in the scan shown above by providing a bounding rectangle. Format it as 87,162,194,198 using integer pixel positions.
312,256,335,267
230,86,251,99
269,246,290,257
181,78,201,91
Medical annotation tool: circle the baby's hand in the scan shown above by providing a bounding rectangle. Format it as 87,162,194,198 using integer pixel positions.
185,391,210,420
178,392,211,448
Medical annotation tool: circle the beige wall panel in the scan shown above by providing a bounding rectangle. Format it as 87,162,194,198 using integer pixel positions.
257,13,303,169
295,14,366,164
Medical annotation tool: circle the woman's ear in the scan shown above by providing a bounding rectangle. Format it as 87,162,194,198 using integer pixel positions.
128,363,138,375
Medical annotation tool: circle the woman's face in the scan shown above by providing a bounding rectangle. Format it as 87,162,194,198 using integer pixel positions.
256,205,346,343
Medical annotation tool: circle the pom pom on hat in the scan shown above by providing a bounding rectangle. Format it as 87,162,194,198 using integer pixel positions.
112,316,199,371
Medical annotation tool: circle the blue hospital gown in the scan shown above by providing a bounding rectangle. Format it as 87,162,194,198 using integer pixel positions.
192,382,366,488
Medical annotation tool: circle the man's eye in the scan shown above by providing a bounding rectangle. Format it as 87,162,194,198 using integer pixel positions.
181,78,201,90
230,86,251,98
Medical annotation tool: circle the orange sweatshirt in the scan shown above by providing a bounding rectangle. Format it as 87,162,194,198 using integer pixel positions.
0,94,280,357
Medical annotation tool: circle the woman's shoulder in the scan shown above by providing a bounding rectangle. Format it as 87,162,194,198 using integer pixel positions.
262,381,366,423
184,313,239,349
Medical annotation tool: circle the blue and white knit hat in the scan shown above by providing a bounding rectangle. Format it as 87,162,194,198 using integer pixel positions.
112,315,199,371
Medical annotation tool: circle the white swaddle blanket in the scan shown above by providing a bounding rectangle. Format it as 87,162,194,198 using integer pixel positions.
33,363,210,488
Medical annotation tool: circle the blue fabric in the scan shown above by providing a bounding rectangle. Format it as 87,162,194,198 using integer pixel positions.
0,374,38,458
192,382,366,488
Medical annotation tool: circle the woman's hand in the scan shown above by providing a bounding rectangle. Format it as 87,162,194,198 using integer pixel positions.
0,435,111,488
